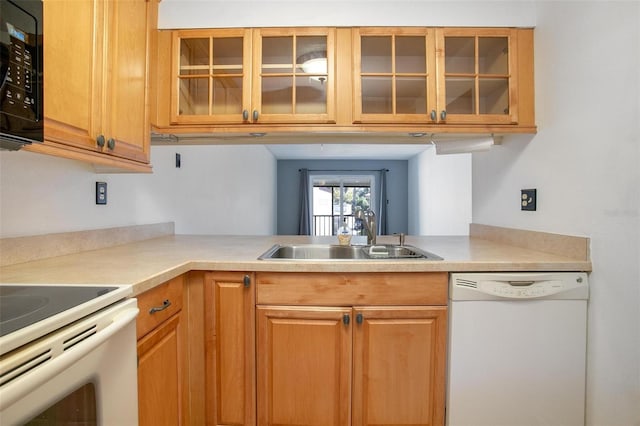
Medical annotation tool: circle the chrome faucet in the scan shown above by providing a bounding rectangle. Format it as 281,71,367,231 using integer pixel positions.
355,208,376,245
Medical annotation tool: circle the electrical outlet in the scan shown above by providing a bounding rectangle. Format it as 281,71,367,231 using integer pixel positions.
521,189,536,211
96,182,107,205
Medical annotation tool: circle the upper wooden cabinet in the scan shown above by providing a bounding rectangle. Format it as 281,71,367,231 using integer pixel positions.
37,0,156,172
435,28,521,125
152,26,535,136
352,27,532,127
171,28,336,125
353,27,438,124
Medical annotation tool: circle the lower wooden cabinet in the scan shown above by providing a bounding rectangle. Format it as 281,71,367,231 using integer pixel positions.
256,306,352,426
255,272,448,426
256,305,447,426
352,307,447,426
161,270,447,426
205,272,256,426
136,275,186,426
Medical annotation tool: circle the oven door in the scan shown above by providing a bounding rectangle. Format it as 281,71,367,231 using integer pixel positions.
0,299,139,425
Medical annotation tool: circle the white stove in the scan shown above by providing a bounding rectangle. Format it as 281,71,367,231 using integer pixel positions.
0,283,139,424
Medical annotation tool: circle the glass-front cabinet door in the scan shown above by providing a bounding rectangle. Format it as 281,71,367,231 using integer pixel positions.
252,28,336,124
353,28,437,124
436,28,518,124
171,29,251,124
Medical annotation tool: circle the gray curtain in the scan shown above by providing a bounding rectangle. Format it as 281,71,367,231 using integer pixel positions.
377,169,388,235
298,168,311,235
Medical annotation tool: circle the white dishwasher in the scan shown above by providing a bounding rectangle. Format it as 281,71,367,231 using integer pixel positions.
446,272,589,426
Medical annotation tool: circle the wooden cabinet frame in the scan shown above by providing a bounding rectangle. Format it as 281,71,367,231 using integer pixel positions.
204,271,256,426
153,26,535,136
36,0,155,172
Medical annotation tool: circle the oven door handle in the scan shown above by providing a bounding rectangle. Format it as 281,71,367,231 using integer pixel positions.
0,304,139,411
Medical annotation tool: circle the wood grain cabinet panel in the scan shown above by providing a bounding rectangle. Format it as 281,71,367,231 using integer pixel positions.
205,272,256,426
254,272,448,426
352,306,447,426
37,0,156,171
136,274,186,426
257,306,352,426
154,26,534,136
137,313,183,426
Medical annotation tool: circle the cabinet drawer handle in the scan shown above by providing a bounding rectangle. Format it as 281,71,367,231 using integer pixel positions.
107,138,116,150
243,275,251,288
252,110,259,121
149,299,171,314
430,110,436,121
343,314,350,325
440,110,447,120
96,134,105,148
242,109,249,121
356,313,363,324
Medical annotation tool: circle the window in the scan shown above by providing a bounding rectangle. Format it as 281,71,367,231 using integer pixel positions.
311,175,374,236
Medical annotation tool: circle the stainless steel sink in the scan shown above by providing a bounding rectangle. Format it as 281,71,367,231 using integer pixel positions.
258,244,443,261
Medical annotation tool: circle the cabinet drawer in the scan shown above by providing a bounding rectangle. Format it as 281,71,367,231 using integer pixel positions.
256,272,448,306
136,275,184,339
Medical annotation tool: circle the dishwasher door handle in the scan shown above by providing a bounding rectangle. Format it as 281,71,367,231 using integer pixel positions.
508,281,536,286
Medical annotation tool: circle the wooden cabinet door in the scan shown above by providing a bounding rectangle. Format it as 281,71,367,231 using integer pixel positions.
101,0,154,163
205,272,256,426
252,28,336,124
43,0,102,150
257,306,352,426
171,29,252,125
352,306,448,426
137,313,184,426
435,28,519,125
352,27,437,124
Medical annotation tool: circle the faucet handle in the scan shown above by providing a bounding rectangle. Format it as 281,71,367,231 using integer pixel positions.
394,233,406,246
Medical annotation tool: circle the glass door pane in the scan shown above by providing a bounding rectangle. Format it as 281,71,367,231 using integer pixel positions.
179,38,210,116
397,77,427,114
262,37,293,73
479,78,509,114
261,76,292,114
296,36,328,114
358,32,431,120
396,36,426,73
444,37,475,74
361,36,392,73
179,77,208,115
361,76,392,114
260,33,329,117
212,37,243,74
478,37,508,74
442,32,512,120
445,77,475,114
180,38,209,75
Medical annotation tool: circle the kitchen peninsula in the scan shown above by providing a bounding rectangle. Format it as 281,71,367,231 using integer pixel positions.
0,223,591,425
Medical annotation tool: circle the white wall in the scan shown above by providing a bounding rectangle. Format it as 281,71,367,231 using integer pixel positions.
473,2,640,425
408,148,472,235
0,145,277,237
158,0,536,29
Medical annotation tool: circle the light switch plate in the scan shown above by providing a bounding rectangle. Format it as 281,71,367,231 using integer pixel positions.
521,188,536,211
96,182,107,205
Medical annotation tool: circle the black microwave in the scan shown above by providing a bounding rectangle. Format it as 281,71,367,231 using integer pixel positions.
0,0,43,150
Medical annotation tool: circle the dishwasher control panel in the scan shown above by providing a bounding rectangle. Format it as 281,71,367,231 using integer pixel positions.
450,272,589,301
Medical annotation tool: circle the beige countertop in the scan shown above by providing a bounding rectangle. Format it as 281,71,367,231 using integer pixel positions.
0,232,592,296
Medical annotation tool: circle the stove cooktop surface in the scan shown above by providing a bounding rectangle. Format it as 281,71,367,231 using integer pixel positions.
0,284,132,355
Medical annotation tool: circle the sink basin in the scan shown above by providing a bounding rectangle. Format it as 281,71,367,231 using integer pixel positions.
258,244,443,261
